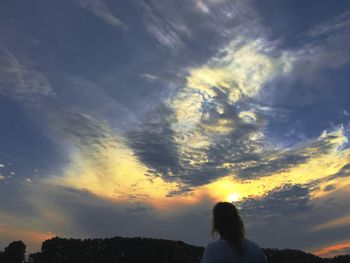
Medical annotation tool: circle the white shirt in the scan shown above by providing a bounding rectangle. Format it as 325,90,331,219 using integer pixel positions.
201,239,268,263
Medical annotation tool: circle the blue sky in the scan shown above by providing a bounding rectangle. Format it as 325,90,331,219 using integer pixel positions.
1,0,350,257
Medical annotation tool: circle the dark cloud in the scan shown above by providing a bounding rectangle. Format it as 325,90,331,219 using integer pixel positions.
323,184,336,192
0,180,215,252
126,104,182,180
1,0,350,256
239,184,312,223
236,154,306,178
239,183,350,250
235,130,344,178
0,181,41,219
52,110,115,150
126,82,346,192
126,90,263,186
126,205,151,214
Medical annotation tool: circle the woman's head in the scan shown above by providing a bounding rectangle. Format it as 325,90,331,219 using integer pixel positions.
212,202,245,249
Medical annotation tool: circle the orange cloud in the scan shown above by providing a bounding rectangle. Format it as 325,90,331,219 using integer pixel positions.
311,240,350,258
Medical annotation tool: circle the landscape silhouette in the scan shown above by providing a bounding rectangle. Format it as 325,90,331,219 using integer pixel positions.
1,202,350,263
1,236,349,263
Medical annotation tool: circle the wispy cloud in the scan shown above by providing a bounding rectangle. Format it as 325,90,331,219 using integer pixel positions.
239,184,312,222
138,1,184,49
195,0,210,13
77,0,127,29
139,73,159,82
0,47,54,101
303,10,350,70
307,10,350,38
311,214,350,232
267,10,350,107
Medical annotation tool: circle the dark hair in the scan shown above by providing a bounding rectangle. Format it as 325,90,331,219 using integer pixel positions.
212,202,245,253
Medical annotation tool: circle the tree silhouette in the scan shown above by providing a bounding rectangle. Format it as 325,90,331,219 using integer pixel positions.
0,241,26,263
28,236,202,263
332,255,350,263
0,236,348,263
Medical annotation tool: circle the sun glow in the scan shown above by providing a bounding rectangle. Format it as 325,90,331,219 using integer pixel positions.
226,193,240,203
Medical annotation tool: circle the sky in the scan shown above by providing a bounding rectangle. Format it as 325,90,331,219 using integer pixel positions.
1,0,350,258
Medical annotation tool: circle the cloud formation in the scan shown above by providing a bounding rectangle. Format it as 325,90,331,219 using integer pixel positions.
1,0,350,257
0,47,54,101
138,0,186,49
77,0,127,29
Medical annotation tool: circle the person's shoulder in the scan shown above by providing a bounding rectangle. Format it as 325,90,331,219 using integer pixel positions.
242,239,268,262
242,239,263,250
205,239,226,249
204,239,231,254
202,239,231,263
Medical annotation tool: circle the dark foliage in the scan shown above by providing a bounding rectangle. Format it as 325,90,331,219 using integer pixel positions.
331,255,350,263
264,248,350,263
0,241,26,263
1,237,349,263
27,237,203,263
264,248,324,263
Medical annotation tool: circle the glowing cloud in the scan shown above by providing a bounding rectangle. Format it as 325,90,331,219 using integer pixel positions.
49,113,201,209
312,241,350,258
49,36,350,215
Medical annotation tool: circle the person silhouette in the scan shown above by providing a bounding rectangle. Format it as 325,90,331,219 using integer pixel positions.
201,202,268,263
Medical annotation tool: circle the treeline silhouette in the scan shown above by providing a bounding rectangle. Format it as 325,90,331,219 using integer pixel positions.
28,237,202,263
0,241,26,263
1,236,349,263
264,249,350,263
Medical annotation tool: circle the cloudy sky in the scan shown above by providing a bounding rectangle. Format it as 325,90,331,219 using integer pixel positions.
1,0,350,258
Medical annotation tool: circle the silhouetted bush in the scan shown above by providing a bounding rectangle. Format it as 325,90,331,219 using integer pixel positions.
0,241,26,263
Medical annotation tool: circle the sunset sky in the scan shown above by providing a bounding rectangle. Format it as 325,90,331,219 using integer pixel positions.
1,0,350,258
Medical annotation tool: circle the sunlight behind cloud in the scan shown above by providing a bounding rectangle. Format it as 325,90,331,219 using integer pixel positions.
48,116,202,210
1,0,350,256
49,36,350,214
167,36,296,182
52,125,350,212
226,193,240,202
200,128,350,203
50,138,185,209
